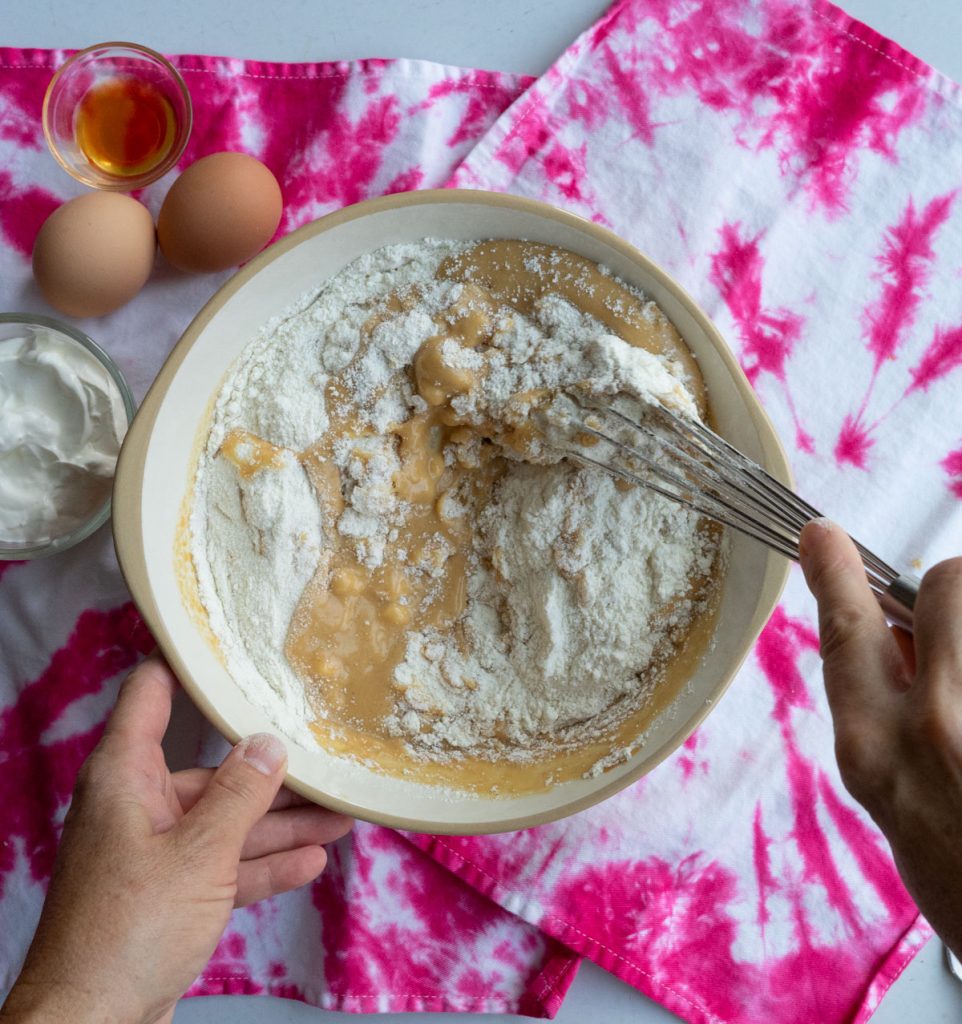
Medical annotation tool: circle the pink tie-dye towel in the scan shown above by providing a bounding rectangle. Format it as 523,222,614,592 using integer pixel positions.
0,50,580,1016
402,0,962,1021
3,0,962,1018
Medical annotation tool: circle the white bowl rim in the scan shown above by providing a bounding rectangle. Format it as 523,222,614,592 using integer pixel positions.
113,188,791,834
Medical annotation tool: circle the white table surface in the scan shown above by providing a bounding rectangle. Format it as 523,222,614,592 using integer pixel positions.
6,1,962,1022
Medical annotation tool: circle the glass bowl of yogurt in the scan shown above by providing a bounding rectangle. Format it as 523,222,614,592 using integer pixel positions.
0,314,134,559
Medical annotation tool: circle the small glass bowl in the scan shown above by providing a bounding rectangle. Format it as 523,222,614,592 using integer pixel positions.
42,41,192,191
0,314,135,560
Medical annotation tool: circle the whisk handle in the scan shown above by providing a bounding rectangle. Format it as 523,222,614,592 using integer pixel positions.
876,574,918,633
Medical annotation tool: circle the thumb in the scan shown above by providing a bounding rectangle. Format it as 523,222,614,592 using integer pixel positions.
798,518,899,716
180,733,288,858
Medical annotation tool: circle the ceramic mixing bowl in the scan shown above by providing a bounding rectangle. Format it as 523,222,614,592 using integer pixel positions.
113,189,790,834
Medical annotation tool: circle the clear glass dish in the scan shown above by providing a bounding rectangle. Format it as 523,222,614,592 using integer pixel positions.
0,314,135,560
42,41,192,191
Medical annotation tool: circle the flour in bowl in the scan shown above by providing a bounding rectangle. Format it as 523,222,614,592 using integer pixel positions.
189,239,724,789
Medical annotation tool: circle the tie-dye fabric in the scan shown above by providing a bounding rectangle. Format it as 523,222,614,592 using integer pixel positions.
402,0,962,1021
0,50,581,1016
3,0,961,1017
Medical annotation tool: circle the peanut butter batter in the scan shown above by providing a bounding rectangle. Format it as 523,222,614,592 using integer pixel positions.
205,240,723,793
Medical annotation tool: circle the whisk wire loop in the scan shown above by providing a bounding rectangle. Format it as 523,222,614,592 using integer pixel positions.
554,392,918,631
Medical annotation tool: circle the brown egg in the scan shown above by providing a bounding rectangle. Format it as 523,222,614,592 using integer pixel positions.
32,192,156,318
157,152,283,273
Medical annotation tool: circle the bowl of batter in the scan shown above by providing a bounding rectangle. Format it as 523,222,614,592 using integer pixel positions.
114,190,790,833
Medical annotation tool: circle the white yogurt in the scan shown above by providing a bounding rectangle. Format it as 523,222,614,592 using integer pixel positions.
0,326,128,546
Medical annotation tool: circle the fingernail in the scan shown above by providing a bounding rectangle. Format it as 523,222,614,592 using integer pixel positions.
799,517,833,558
238,733,287,775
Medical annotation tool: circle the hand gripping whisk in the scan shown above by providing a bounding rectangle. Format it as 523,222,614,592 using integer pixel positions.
550,392,919,632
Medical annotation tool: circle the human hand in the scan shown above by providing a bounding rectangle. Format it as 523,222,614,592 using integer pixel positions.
0,655,353,1024
799,518,962,958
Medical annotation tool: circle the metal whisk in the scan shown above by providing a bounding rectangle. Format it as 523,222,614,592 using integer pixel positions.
549,391,919,632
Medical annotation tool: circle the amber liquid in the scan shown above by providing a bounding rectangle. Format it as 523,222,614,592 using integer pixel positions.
75,77,176,177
